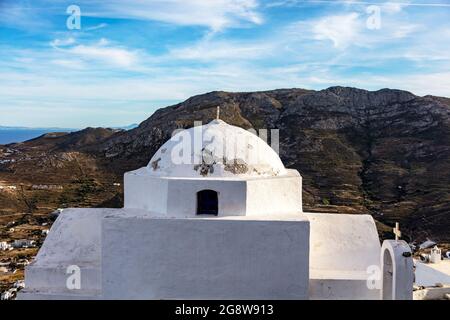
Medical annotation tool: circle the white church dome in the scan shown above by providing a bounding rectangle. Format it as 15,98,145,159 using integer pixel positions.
146,119,286,178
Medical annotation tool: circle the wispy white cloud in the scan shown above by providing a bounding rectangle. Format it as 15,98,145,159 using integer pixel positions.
84,23,108,31
367,72,450,96
391,23,420,38
169,40,274,61
0,1,51,30
50,59,87,70
268,0,450,8
286,4,429,51
51,38,140,68
74,0,263,32
0,0,263,34
69,45,137,67
50,37,76,47
312,12,362,48
382,2,406,14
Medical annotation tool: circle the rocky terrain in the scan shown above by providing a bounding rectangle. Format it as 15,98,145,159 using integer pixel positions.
1,86,449,293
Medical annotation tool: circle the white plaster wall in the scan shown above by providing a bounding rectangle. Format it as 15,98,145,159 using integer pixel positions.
305,212,381,300
101,216,310,299
31,208,107,267
309,278,380,300
19,208,161,300
19,289,101,300
124,169,168,214
19,208,110,299
166,178,247,217
125,167,302,218
21,265,101,297
306,212,380,273
246,170,302,216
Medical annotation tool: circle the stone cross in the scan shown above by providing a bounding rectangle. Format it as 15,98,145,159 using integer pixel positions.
393,222,401,241
216,106,220,120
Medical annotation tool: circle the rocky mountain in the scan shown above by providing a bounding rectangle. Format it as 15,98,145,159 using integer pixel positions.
1,86,449,243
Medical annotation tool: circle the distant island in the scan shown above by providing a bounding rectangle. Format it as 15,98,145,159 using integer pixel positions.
0,124,138,144
0,126,76,145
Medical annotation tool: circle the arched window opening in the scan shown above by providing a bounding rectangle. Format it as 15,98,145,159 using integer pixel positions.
196,190,218,216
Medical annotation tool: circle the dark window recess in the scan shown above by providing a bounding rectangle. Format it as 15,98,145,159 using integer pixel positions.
196,190,218,215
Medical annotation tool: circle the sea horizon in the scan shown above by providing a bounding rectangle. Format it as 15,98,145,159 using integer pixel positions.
0,128,75,145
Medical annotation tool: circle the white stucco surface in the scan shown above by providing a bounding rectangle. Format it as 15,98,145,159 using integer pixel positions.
30,208,106,267
124,168,169,213
309,278,379,300
305,212,381,300
21,209,386,300
19,208,153,300
306,212,380,274
246,170,302,215
124,169,302,217
165,178,247,217
101,215,310,300
20,208,107,299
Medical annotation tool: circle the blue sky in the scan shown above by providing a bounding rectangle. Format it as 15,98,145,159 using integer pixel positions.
0,0,449,128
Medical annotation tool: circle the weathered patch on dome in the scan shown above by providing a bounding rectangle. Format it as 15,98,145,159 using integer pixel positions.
224,158,249,175
251,166,278,176
160,148,167,154
194,163,215,176
150,157,161,171
252,168,262,175
193,148,217,176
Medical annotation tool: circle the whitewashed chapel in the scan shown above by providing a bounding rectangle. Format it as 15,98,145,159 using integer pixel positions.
19,117,414,300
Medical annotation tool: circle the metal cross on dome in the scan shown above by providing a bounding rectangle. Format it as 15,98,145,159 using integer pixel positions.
393,222,401,241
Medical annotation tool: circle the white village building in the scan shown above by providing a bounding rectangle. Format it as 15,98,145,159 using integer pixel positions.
0,241,12,251
13,239,36,248
415,246,450,288
19,118,414,300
